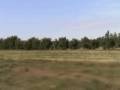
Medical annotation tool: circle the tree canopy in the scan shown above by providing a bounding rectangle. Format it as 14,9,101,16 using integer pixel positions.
0,31,120,50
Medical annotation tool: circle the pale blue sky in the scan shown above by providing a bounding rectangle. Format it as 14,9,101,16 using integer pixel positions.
0,0,120,39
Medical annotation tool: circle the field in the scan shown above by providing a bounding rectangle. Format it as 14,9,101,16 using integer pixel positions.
1,50,120,90
0,50,120,62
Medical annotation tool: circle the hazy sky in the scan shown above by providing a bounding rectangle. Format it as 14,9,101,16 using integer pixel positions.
0,0,120,39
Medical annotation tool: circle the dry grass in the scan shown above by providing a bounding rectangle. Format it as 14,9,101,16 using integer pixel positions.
0,60,120,90
0,50,120,62
0,50,120,89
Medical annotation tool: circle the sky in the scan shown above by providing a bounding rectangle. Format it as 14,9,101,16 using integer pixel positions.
0,0,120,39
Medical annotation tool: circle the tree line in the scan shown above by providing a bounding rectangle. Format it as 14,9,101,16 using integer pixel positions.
0,31,120,50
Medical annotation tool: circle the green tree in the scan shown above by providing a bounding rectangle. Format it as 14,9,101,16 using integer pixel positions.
103,31,116,49
81,37,92,49
25,37,40,50
117,33,120,47
40,38,52,50
57,37,69,50
51,39,58,49
0,39,4,49
69,39,79,49
3,36,21,49
91,39,99,49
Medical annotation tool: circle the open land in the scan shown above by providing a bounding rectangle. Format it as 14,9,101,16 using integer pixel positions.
0,50,120,90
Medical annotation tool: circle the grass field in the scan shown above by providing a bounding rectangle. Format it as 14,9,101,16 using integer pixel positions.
1,50,120,90
0,50,120,62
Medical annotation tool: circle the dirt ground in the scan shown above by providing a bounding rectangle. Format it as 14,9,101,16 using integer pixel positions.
0,60,120,90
